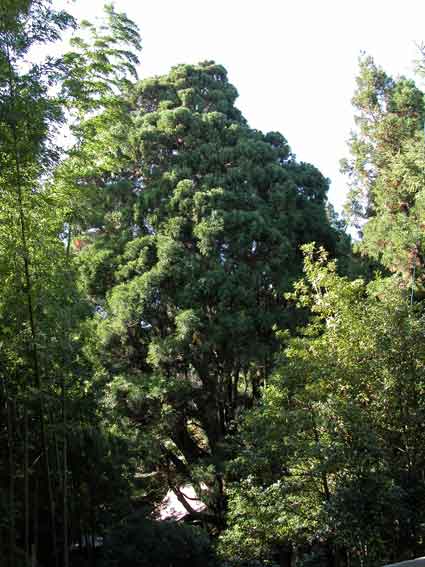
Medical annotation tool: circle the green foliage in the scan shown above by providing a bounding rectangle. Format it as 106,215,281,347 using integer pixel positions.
101,512,217,567
9,5,420,567
61,2,141,112
223,245,425,566
67,59,340,527
342,55,425,286
0,3,143,565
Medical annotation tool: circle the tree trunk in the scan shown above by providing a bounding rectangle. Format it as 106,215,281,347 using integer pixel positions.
7,389,16,567
279,544,293,567
63,377,69,567
32,474,39,567
24,406,30,566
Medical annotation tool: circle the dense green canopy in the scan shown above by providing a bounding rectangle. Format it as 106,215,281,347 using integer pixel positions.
70,61,341,525
222,246,425,566
343,55,425,285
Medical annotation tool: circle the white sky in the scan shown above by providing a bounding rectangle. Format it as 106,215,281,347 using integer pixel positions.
55,0,425,212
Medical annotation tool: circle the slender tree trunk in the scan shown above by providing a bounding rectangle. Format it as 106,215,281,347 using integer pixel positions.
279,544,293,567
52,406,61,492
6,386,16,567
66,224,72,258
0,521,4,567
232,369,239,413
89,490,96,567
32,473,39,567
24,406,30,566
63,376,69,567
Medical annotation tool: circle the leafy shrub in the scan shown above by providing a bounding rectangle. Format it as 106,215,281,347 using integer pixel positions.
101,511,217,567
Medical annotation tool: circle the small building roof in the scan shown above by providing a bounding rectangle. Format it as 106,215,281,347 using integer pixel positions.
385,558,425,567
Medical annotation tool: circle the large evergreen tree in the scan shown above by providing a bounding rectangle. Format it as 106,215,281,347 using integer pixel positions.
72,61,340,525
342,55,425,286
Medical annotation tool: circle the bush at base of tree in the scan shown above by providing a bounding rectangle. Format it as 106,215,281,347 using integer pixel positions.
100,512,217,567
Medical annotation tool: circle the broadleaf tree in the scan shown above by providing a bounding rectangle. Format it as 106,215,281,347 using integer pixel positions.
222,246,425,566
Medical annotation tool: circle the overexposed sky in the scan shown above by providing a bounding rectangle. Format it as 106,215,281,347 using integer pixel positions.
55,0,425,211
